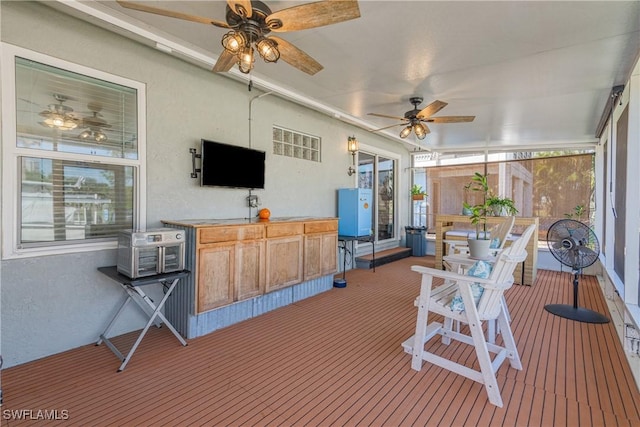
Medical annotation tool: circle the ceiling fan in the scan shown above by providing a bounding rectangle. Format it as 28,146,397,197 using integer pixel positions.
78,102,112,143
116,0,361,75
368,97,475,140
39,94,79,131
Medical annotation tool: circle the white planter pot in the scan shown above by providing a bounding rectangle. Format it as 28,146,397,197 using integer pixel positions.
491,206,507,216
467,238,492,260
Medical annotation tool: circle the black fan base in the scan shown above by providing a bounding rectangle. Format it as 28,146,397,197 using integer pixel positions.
544,304,609,324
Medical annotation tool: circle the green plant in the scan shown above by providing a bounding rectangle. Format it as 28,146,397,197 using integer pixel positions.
487,195,518,216
463,172,491,239
411,184,426,196
564,204,585,221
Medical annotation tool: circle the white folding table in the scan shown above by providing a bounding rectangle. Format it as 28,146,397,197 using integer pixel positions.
96,266,189,371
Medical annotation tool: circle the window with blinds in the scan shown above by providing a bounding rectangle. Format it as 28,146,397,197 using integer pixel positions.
3,45,145,255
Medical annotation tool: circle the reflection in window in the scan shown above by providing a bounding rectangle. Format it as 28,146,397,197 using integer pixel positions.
4,46,144,254
377,156,395,241
15,57,138,159
20,158,134,245
358,152,397,242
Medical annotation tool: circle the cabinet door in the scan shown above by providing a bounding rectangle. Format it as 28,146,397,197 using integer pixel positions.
305,232,338,280
235,240,265,300
304,234,323,280
197,243,234,312
320,233,338,275
266,235,303,292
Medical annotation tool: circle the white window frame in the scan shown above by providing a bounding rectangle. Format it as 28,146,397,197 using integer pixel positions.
1,43,146,259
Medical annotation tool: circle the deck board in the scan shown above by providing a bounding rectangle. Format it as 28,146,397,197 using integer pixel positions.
2,256,640,426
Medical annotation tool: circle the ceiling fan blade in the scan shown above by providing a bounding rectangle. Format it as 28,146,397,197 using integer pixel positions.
367,113,407,121
426,116,475,123
267,1,361,32
370,123,406,132
212,49,237,73
416,100,448,119
268,36,323,75
116,1,230,28
82,119,112,129
227,0,252,18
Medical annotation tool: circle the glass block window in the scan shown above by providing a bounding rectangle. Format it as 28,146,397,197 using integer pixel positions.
272,126,321,162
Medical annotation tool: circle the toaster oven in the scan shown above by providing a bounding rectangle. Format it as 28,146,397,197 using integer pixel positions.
116,229,185,279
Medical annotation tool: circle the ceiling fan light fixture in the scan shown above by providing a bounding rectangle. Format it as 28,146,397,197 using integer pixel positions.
95,131,108,143
222,30,246,54
79,129,108,143
47,115,65,128
40,95,79,130
399,125,412,139
413,122,427,139
256,37,279,63
238,45,255,74
117,0,361,75
42,115,78,131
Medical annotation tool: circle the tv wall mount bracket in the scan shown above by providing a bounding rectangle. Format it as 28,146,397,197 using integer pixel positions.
189,148,201,179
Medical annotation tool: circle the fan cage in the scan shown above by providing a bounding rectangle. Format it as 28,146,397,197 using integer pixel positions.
546,219,599,269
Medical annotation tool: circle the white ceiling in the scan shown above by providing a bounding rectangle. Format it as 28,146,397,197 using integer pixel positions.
46,0,640,153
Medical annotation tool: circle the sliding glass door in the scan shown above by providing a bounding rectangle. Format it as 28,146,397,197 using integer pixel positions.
358,151,396,242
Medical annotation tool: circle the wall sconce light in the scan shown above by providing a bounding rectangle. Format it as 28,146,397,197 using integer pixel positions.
347,136,358,176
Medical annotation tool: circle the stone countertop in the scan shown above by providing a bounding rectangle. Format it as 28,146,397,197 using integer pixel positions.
162,217,337,228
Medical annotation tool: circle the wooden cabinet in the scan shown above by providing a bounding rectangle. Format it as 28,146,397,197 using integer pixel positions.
321,234,338,275
266,235,303,292
169,218,337,314
235,240,265,300
304,220,338,280
197,239,266,312
197,243,235,312
196,224,265,312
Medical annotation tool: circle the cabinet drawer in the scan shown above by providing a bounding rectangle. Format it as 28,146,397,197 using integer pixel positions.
199,225,264,244
304,220,337,234
266,222,304,238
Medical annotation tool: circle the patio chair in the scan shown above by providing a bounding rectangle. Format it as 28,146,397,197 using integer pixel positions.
402,223,536,407
443,215,517,340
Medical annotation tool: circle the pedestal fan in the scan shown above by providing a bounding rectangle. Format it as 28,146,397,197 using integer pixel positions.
545,219,609,323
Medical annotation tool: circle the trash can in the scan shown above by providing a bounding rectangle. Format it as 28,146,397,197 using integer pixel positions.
405,226,427,256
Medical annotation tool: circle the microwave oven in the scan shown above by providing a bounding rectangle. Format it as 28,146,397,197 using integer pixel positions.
116,229,185,279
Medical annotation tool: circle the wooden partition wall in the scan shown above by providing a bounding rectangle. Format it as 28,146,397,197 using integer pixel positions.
434,214,539,285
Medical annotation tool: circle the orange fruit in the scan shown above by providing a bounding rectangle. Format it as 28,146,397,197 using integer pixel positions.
258,208,271,219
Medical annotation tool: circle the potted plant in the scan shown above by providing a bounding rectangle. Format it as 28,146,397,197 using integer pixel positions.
487,195,518,216
411,184,427,200
462,172,492,259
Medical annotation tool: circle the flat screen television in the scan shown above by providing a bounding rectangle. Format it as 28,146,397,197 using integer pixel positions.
200,139,266,189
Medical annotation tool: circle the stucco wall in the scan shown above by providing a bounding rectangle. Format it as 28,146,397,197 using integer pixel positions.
0,2,410,367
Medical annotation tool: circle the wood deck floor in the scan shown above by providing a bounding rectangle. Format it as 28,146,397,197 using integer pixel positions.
3,256,640,426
